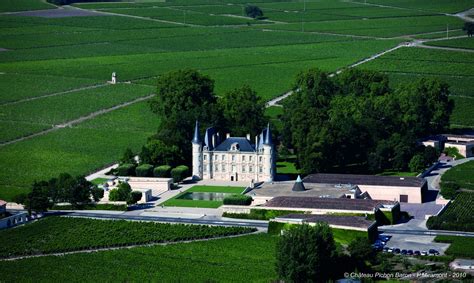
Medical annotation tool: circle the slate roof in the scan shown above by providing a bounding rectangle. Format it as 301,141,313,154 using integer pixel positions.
213,137,255,152
277,214,376,229
265,196,396,211
304,173,425,188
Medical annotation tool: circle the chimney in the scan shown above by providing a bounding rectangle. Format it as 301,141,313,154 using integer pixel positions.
246,134,251,141
255,135,258,149
226,133,230,139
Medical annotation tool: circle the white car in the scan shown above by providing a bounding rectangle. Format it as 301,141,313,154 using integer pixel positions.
387,248,393,253
421,251,428,256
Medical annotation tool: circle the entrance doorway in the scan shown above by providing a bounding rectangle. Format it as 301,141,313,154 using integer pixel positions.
400,195,408,203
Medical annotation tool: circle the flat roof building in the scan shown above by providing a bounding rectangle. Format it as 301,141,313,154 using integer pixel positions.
303,174,427,203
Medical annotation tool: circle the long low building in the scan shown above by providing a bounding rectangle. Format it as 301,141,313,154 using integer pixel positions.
303,174,427,203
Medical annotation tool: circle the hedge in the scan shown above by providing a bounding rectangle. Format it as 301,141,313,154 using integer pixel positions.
222,195,253,205
135,164,154,177
171,165,190,183
154,165,172,178
51,203,128,211
117,163,136,176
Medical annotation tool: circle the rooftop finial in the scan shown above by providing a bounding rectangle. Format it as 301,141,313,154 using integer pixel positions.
264,123,272,145
192,120,201,144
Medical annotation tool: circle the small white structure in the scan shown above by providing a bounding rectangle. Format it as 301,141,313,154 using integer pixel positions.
111,72,117,84
134,188,152,203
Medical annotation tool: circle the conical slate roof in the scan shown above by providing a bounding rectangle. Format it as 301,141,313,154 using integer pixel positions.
292,175,306,191
192,120,201,144
264,123,273,145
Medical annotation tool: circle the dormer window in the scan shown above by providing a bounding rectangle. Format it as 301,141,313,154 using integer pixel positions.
230,143,240,151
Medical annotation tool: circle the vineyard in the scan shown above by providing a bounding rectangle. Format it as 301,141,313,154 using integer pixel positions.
441,161,474,190
0,233,278,282
427,192,474,232
0,216,255,258
435,236,474,259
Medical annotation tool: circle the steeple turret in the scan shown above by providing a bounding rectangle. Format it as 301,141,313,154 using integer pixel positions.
192,120,201,144
264,123,272,145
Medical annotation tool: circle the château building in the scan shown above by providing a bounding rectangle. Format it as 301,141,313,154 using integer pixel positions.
192,121,275,182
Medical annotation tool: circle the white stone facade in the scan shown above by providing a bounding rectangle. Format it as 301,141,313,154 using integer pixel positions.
192,122,275,182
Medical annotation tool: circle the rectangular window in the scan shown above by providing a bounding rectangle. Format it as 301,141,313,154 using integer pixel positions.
222,165,226,172
249,166,253,172
215,155,218,161
203,155,207,161
232,165,236,172
242,155,246,162
215,164,219,172
232,155,235,162
249,156,252,162
259,156,263,162
259,166,263,173
242,166,246,173
204,166,207,172
222,155,225,161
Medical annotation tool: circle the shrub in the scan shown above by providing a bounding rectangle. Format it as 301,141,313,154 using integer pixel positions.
245,5,263,19
223,194,253,205
129,191,143,204
116,163,136,176
153,165,172,177
108,189,119,201
109,182,132,202
135,164,153,177
444,147,464,159
171,165,190,183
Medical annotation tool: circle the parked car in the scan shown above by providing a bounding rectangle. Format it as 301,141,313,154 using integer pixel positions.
401,249,408,255
393,248,401,254
414,250,421,256
387,247,393,253
407,250,413,256
429,249,440,255
378,235,391,242
421,251,428,256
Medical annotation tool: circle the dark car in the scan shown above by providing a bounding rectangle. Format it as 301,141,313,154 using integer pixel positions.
407,250,413,255
414,250,421,256
429,249,440,255
393,248,401,254
401,249,408,255
372,244,383,251
378,235,391,242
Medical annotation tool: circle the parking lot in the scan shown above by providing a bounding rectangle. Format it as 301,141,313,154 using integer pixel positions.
379,232,450,255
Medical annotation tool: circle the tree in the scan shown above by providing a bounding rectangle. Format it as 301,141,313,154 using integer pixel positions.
68,177,94,207
148,69,220,166
463,22,474,37
348,237,374,269
139,140,181,167
245,5,263,19
25,181,51,214
116,182,132,201
91,187,104,202
409,154,426,173
423,145,439,165
276,223,336,282
129,191,143,204
171,165,190,183
135,164,154,177
120,148,136,165
220,85,267,137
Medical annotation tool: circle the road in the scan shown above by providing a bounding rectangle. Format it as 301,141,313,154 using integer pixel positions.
47,211,269,229
380,228,474,238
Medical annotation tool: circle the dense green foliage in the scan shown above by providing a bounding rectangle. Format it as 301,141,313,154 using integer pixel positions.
427,192,474,232
135,164,153,177
153,165,172,177
0,217,255,258
116,163,136,176
223,209,306,220
51,203,127,211
222,194,253,205
0,0,55,12
108,182,131,202
170,165,190,183
435,236,474,259
0,233,277,282
282,68,452,174
245,5,263,19
276,223,337,282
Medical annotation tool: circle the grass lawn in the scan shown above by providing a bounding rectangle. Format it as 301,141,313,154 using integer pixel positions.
162,185,245,208
0,233,277,282
331,228,368,245
435,235,474,259
276,161,300,174
376,171,418,177
90,178,108,186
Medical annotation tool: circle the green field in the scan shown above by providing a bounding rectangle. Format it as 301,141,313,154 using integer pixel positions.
0,216,255,258
163,185,245,208
427,191,474,232
358,47,474,128
442,161,474,190
0,233,277,282
426,37,474,50
0,0,55,12
435,235,474,259
1,0,473,202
